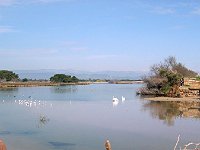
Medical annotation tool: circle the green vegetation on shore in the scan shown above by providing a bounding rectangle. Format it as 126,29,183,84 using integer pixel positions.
139,56,198,97
0,70,143,88
196,76,200,81
0,70,19,82
50,74,79,83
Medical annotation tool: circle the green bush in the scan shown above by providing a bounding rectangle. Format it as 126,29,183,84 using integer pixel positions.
196,76,200,81
0,70,19,81
50,74,79,83
22,78,28,82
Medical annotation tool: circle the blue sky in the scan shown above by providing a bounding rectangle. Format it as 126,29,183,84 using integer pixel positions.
0,0,200,72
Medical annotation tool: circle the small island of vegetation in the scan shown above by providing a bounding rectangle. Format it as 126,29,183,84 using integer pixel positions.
50,74,79,83
0,69,144,88
0,71,86,88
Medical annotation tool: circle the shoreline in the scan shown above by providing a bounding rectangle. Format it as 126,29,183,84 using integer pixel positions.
0,80,143,88
144,96,200,102
0,81,90,88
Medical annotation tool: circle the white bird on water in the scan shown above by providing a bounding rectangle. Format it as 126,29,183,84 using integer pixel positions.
122,96,125,102
112,96,119,106
112,96,119,102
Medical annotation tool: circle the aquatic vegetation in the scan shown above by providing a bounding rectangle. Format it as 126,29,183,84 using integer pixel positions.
38,115,50,128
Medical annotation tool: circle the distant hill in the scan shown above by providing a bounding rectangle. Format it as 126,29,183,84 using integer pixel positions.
14,69,148,80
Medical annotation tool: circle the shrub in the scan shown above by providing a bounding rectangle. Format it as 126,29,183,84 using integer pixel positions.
50,74,79,83
0,70,19,82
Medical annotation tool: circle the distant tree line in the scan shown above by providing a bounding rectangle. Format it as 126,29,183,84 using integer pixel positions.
0,70,80,83
50,74,79,83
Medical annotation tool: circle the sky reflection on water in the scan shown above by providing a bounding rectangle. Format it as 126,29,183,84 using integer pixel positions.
0,84,200,150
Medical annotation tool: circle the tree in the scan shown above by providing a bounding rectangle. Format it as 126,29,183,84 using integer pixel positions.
71,76,79,83
50,74,79,83
22,78,28,82
151,56,197,77
140,56,197,97
0,70,19,82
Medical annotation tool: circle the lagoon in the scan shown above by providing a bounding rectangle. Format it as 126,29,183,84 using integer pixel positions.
0,84,200,150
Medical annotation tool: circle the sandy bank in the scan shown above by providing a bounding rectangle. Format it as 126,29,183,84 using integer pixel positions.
144,96,200,102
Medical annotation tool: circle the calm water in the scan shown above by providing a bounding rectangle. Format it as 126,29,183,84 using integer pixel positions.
0,84,200,150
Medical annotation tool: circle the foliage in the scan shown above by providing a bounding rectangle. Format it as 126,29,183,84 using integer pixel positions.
144,69,182,95
0,70,19,82
71,76,79,82
141,56,196,96
22,78,28,82
196,76,200,81
50,74,79,83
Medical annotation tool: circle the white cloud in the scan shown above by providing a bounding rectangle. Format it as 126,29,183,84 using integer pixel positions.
151,6,175,15
86,54,119,60
0,0,71,6
61,40,79,46
61,40,89,52
0,0,15,6
69,47,88,51
34,0,65,3
191,8,200,15
0,26,15,33
0,48,60,57
170,25,186,30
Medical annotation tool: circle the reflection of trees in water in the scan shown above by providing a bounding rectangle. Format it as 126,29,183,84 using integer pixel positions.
0,88,18,101
143,101,200,126
51,85,77,93
0,88,18,92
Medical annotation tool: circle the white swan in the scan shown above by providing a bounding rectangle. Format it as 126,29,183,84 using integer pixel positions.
122,96,125,102
112,96,119,106
112,96,119,102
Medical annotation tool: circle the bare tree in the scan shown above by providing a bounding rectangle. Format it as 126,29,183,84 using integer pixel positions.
150,56,197,78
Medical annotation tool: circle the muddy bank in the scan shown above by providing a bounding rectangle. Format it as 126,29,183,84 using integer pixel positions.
0,81,90,88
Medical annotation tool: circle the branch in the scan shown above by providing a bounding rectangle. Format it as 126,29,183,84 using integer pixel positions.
174,134,180,150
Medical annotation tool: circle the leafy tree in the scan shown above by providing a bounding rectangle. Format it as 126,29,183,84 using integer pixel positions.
22,78,28,82
196,76,200,81
159,69,182,94
0,70,19,82
71,76,79,83
50,74,79,83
